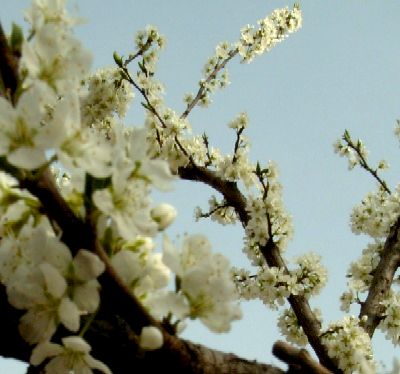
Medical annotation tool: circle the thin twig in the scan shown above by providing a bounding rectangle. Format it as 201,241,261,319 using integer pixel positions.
180,48,238,120
343,133,391,194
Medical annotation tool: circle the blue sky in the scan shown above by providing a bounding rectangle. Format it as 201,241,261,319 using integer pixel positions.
2,1,400,372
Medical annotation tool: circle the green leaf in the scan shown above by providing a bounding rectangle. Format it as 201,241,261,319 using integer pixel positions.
113,51,123,67
10,23,23,55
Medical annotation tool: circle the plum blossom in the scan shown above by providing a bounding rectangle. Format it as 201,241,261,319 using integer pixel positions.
0,83,57,169
321,316,374,374
150,203,177,231
163,235,242,332
21,22,92,93
31,336,111,374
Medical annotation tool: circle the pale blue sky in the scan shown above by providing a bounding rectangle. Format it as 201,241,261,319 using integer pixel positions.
2,1,400,372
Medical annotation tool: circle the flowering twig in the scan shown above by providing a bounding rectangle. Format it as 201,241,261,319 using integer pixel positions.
117,59,198,167
180,49,238,120
342,130,391,194
232,126,245,164
178,164,339,372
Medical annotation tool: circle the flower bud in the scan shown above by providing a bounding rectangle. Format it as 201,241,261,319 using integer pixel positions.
139,326,163,350
151,203,177,231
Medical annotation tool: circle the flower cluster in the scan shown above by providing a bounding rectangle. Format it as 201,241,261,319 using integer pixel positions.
351,187,400,238
80,67,134,133
195,195,238,226
145,108,193,171
278,307,321,346
31,336,111,374
21,1,91,95
245,161,293,252
0,218,106,369
92,126,176,240
345,241,383,298
321,316,374,374
110,236,170,303
134,25,165,75
213,113,256,189
379,291,400,345
333,137,369,171
132,26,166,110
163,235,242,332
233,266,295,309
234,253,326,308
291,252,327,298
183,5,302,110
237,5,302,63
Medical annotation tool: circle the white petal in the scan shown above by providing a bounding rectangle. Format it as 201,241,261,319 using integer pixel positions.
62,336,91,353
162,236,181,274
92,189,114,215
73,249,105,281
84,355,112,374
17,82,51,125
110,250,139,286
8,147,47,170
19,308,57,344
144,160,175,191
73,280,100,313
58,298,80,332
40,263,67,298
30,341,62,366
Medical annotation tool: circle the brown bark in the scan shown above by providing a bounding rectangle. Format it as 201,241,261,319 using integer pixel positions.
273,341,333,374
360,216,400,336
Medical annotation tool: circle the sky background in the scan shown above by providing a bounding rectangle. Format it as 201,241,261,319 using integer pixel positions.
2,1,400,372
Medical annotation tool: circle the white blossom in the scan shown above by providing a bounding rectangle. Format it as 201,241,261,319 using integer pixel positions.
31,336,111,374
237,5,302,63
151,203,177,231
322,316,375,374
163,235,242,332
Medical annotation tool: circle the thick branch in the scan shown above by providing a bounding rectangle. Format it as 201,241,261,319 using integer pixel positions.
261,241,338,372
178,164,249,223
272,341,333,374
20,169,89,252
360,216,400,335
0,280,284,373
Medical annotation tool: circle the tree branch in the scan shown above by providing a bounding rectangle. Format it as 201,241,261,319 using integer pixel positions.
0,23,288,373
179,164,340,372
360,215,400,336
272,341,333,374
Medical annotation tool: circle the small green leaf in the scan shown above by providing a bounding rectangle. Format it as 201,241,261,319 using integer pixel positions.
113,51,123,67
10,23,24,55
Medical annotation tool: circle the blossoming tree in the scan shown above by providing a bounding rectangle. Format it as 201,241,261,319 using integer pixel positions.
0,1,398,373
